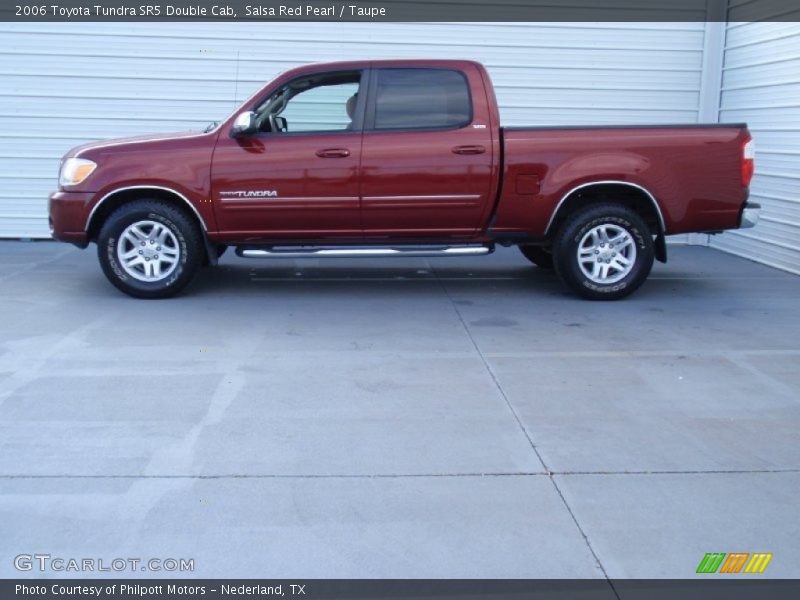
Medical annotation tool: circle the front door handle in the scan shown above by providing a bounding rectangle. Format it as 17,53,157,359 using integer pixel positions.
452,145,486,155
315,148,350,158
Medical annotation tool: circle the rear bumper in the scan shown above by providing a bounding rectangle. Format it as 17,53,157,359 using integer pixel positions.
49,190,93,247
739,202,761,229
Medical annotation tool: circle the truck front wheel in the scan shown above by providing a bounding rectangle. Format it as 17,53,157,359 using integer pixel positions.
553,204,654,300
97,199,203,299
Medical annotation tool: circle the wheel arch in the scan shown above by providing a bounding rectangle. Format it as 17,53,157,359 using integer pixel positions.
546,181,668,262
86,185,216,265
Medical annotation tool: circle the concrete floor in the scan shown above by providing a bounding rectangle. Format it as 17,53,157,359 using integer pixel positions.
0,241,798,579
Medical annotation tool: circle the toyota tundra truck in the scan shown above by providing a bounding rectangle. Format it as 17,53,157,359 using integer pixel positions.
49,59,758,300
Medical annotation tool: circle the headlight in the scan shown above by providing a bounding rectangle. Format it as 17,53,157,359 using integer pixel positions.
59,158,97,187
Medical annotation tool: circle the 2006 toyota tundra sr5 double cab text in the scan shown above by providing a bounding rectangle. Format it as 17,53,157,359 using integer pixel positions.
49,59,759,300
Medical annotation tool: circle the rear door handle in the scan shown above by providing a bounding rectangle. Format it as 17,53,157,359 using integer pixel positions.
452,145,486,155
315,148,350,158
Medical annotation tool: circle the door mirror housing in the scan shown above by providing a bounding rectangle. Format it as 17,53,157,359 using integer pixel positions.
231,111,257,137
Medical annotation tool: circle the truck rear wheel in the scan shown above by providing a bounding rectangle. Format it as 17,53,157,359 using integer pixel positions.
553,204,654,300
519,245,554,269
97,199,203,299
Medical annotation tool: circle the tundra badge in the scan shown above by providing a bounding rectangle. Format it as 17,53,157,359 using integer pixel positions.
220,190,278,199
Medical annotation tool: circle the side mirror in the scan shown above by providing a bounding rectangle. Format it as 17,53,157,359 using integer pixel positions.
231,111,257,137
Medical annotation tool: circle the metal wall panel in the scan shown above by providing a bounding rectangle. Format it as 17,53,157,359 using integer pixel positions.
711,21,800,274
0,22,705,238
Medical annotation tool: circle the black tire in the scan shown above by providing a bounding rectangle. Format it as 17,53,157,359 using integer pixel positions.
519,245,554,269
553,203,654,300
97,199,203,299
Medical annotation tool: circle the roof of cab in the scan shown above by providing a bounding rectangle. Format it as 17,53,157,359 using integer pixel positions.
283,58,484,75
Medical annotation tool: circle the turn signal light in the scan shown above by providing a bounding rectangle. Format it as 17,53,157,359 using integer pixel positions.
59,158,97,187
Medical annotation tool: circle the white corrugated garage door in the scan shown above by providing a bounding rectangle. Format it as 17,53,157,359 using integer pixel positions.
0,22,706,238
711,21,800,274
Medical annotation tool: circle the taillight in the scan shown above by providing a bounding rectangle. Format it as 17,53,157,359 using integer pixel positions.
742,136,755,187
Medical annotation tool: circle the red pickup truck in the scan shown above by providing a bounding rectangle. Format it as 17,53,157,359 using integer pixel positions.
49,59,758,300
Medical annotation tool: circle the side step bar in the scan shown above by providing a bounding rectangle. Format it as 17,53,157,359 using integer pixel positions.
237,244,493,259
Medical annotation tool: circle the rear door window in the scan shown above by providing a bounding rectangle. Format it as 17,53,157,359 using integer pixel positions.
372,68,472,131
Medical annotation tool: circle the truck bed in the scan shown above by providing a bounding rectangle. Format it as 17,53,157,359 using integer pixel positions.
503,123,747,132
491,123,750,238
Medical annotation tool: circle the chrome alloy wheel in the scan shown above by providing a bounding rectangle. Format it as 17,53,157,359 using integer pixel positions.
577,224,637,284
116,220,180,282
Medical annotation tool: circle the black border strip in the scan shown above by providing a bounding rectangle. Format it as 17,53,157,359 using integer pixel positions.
3,0,800,22
3,579,800,600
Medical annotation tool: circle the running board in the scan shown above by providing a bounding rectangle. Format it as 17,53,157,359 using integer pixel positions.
236,244,493,259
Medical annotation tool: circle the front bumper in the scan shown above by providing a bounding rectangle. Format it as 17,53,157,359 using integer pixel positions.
739,202,761,229
49,190,94,246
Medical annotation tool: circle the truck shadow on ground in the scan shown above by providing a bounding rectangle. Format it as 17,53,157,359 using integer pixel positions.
181,261,722,300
